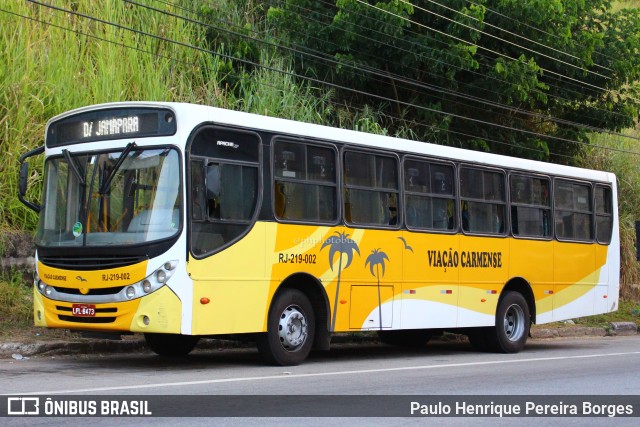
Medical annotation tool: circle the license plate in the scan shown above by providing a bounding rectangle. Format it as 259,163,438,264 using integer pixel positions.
72,304,96,317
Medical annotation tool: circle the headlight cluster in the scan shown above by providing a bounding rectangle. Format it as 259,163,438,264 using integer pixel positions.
35,260,178,302
34,272,55,297
124,260,178,300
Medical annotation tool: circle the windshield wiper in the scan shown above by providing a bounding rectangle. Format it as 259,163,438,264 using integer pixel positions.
98,142,137,195
62,149,85,186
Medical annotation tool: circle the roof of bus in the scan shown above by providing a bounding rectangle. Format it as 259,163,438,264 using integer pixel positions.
48,101,616,184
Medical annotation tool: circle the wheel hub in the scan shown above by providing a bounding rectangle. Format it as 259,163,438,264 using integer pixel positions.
503,303,525,342
278,305,308,351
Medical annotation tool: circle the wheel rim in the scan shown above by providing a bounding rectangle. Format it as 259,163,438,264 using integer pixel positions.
503,303,526,342
278,304,308,351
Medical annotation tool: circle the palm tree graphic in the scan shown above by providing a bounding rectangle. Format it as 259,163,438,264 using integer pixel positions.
321,231,360,331
365,249,390,330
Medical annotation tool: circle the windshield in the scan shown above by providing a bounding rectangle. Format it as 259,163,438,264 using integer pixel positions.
36,147,181,247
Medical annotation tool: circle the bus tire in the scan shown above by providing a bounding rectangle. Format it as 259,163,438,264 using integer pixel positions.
485,291,530,353
257,289,315,366
144,333,200,357
377,329,431,348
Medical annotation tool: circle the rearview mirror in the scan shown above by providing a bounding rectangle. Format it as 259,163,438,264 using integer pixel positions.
19,162,29,197
18,145,44,213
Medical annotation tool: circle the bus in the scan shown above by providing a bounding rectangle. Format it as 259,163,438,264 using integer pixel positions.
18,102,619,365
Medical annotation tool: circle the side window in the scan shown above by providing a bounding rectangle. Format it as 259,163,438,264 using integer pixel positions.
344,151,399,227
510,174,551,238
189,127,260,256
404,158,456,231
205,162,257,221
273,140,337,223
595,185,613,244
554,180,593,241
460,166,506,235
190,159,205,221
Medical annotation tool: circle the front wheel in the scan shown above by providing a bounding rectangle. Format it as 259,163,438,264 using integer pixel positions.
484,291,531,353
257,289,315,366
144,333,200,357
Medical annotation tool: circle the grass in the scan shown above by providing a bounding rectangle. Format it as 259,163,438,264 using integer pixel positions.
572,299,640,328
0,270,33,335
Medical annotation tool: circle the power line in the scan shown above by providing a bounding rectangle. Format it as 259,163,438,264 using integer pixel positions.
291,0,632,122
355,0,634,101
420,0,614,74
3,3,566,160
146,0,640,143
465,0,619,67
13,1,640,157
138,1,588,134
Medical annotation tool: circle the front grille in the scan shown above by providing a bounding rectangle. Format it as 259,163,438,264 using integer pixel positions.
53,286,125,296
40,255,146,270
58,315,116,324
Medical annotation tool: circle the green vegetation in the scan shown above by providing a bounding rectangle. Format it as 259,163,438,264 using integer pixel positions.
1,0,216,232
0,270,32,335
267,0,640,162
573,299,640,328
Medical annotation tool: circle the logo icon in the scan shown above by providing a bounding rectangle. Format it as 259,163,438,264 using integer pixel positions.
72,221,83,237
7,397,40,415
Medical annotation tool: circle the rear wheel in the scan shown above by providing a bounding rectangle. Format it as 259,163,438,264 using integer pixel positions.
257,289,315,366
484,291,530,353
377,329,432,348
144,333,200,357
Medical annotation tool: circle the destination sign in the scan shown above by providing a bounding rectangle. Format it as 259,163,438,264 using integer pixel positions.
47,107,176,147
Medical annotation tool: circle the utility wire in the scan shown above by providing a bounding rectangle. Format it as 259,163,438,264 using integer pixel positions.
14,1,640,157
355,0,632,100
290,0,632,121
419,0,614,74
146,0,640,143
2,3,569,161
466,0,619,66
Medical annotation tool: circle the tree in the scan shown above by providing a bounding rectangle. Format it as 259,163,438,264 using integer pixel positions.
267,0,640,164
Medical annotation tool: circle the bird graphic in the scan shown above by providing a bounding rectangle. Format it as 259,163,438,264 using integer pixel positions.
397,236,413,253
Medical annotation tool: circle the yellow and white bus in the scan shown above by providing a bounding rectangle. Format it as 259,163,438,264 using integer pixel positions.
19,102,619,365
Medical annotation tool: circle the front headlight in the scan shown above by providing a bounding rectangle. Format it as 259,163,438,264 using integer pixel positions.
129,260,178,298
142,280,152,293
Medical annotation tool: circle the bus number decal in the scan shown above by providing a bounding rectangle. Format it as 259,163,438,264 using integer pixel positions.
278,253,317,264
102,273,131,281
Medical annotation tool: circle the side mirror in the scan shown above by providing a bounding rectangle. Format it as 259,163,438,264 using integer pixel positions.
18,145,44,213
19,162,29,197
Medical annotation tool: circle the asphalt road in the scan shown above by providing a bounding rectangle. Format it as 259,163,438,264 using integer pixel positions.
2,336,639,426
